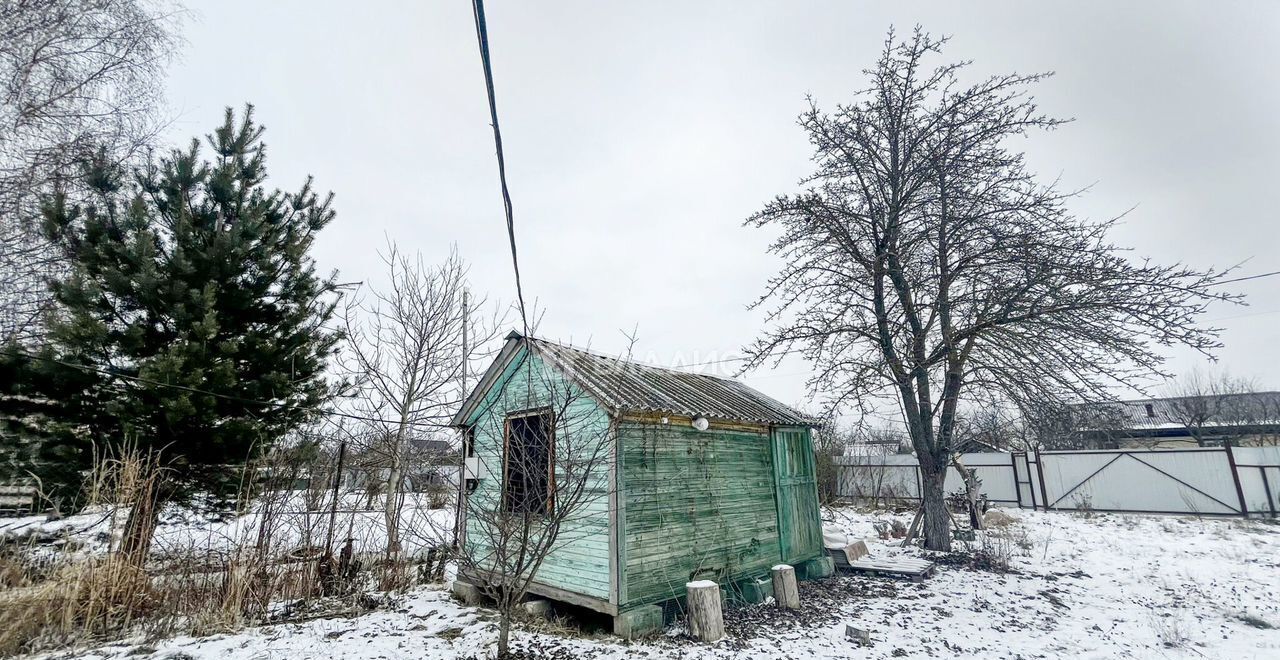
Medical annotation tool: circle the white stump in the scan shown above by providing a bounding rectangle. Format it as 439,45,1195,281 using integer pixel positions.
772,564,799,609
685,580,724,642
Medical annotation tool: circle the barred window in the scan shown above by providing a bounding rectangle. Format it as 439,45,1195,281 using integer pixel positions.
504,409,554,514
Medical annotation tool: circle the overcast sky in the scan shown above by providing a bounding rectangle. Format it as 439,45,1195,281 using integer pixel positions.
160,1,1280,419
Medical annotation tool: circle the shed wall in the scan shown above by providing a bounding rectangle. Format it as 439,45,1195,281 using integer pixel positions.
618,421,782,608
463,349,613,601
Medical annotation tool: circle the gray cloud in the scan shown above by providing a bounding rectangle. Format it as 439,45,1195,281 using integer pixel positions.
160,1,1280,414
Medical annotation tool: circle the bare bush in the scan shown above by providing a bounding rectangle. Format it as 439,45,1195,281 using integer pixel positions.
972,525,1031,573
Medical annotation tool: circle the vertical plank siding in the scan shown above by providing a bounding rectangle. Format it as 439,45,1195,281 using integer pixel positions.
772,427,823,563
618,422,784,608
463,349,614,600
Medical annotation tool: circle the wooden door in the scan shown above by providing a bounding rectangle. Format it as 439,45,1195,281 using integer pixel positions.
772,427,822,563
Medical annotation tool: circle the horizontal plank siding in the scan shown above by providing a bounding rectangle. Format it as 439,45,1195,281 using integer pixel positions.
619,421,782,608
464,348,613,600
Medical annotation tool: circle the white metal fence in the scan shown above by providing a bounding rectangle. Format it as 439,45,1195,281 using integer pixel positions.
835,446,1280,517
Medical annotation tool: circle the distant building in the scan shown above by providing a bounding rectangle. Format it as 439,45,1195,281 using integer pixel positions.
0,483,35,517
1069,392,1280,448
409,438,454,456
846,429,1006,457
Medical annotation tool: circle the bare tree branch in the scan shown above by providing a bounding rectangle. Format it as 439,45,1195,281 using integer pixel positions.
0,0,182,344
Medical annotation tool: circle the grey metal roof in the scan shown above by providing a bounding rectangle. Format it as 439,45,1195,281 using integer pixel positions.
1070,392,1280,430
451,332,815,427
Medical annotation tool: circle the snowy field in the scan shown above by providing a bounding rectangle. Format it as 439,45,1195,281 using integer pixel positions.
28,506,1279,660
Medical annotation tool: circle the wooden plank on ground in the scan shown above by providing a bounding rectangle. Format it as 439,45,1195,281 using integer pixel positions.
834,554,936,582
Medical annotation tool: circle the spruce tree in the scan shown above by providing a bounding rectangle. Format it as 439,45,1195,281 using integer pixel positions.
10,106,341,535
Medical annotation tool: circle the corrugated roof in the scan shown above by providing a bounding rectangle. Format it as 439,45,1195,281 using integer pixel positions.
1070,392,1280,430
451,333,815,427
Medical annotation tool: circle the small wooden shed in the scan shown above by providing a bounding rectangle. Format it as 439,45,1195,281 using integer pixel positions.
450,332,830,635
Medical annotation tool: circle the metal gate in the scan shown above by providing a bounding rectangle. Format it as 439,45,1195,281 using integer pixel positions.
1010,452,1040,510
1036,448,1245,515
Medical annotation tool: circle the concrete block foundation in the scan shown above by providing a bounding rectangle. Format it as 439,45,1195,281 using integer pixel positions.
614,604,664,639
797,556,835,580
739,576,775,604
451,579,482,605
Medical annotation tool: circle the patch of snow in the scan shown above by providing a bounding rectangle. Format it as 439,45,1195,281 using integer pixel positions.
32,507,1280,659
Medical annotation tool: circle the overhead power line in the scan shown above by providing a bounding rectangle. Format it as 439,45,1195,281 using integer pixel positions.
470,0,529,334
1213,270,1280,286
0,349,448,430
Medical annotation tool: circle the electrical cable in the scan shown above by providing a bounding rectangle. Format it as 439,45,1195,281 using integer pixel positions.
470,0,529,335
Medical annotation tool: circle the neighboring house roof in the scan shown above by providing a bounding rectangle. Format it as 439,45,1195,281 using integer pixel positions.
451,332,815,427
1070,391,1280,432
409,438,454,454
953,435,1005,454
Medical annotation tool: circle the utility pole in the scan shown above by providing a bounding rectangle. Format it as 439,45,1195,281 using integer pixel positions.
324,439,347,557
452,290,469,548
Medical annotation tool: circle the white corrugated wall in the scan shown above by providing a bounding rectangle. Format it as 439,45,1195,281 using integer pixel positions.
836,447,1280,517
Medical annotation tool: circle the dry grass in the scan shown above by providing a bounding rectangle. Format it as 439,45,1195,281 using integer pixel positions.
0,445,403,656
1147,609,1191,648
0,556,158,653
0,555,26,588
0,446,167,655
972,522,1033,572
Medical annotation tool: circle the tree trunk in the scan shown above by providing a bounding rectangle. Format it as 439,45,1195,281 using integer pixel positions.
497,611,511,656
920,468,951,551
386,385,414,562
384,461,402,560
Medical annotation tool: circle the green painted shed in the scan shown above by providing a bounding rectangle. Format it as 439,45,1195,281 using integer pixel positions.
449,332,830,635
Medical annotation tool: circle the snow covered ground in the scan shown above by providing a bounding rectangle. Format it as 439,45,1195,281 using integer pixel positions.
21,507,1280,659
0,491,454,561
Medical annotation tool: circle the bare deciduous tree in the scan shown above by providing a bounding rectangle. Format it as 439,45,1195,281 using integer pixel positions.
0,0,181,344
744,28,1238,551
341,244,502,575
836,424,911,507
1164,370,1280,446
810,417,851,506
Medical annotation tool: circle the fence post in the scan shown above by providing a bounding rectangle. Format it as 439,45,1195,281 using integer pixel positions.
1223,444,1249,517
1010,452,1023,509
325,439,347,556
1034,450,1050,512
1259,467,1277,518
